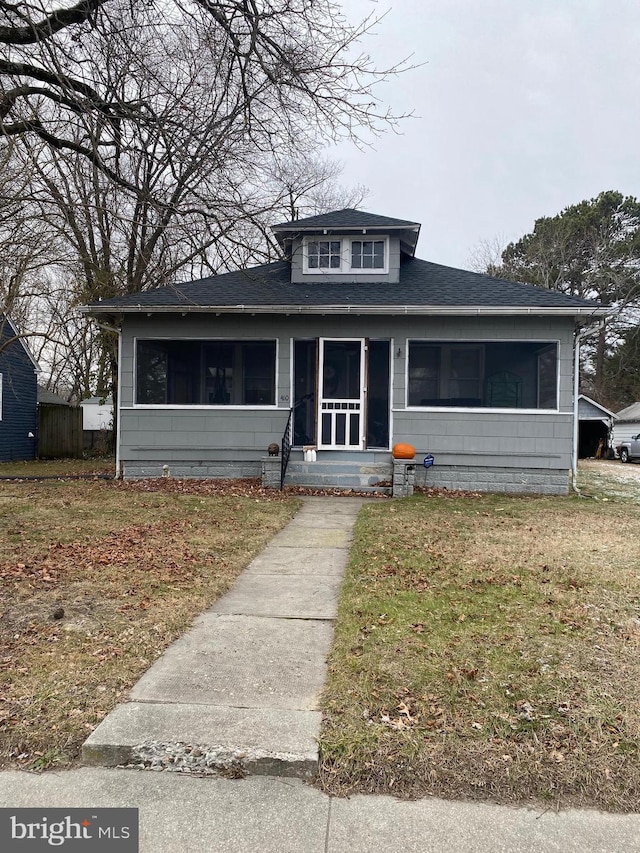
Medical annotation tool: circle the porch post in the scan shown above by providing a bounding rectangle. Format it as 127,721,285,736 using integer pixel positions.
393,459,415,498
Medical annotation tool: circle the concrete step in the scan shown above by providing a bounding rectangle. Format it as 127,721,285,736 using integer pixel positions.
82,703,319,780
284,459,392,492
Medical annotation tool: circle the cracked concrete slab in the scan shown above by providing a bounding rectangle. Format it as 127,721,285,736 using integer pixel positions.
284,512,360,530
83,703,320,778
246,546,348,575
269,526,352,548
212,573,342,619
130,614,335,710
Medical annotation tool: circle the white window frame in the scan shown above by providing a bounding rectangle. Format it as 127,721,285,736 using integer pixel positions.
305,238,343,271
133,337,279,409
349,238,388,272
302,236,389,275
405,338,561,412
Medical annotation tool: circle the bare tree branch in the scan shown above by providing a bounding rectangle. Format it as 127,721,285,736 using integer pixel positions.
0,0,106,45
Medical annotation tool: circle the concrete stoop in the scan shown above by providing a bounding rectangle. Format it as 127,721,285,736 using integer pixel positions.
283,459,392,492
82,497,365,781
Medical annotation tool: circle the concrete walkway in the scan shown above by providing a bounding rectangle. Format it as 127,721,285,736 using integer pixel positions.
83,497,365,778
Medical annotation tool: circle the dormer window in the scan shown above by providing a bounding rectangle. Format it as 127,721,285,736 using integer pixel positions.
303,236,388,274
307,240,342,269
303,237,389,275
351,240,385,269
274,210,418,285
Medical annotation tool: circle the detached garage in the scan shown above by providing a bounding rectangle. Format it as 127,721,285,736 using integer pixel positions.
578,395,616,458
612,402,640,451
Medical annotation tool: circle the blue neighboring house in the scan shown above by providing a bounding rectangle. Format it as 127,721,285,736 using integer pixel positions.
0,316,39,461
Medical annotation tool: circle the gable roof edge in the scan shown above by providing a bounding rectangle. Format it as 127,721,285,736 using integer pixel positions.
578,394,617,419
0,314,40,371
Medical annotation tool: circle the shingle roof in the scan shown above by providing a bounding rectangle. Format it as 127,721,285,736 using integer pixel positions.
37,386,73,406
86,256,604,314
272,209,420,230
616,402,640,421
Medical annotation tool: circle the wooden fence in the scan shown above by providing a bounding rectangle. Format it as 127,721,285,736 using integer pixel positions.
38,405,83,458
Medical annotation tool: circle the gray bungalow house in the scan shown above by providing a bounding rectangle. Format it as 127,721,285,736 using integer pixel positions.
83,209,606,494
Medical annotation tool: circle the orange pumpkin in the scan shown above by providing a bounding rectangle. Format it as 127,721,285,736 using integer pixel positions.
392,443,415,459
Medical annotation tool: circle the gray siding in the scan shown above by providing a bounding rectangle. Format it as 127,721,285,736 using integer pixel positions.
289,236,401,284
120,410,291,457
119,313,576,492
578,397,612,420
392,410,572,467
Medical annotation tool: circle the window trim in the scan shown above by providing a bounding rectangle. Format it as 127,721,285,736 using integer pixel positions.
0,372,3,420
302,236,389,275
133,336,279,409
404,338,561,412
305,238,342,271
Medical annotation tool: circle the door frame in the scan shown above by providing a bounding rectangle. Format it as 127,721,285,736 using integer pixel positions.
317,337,366,450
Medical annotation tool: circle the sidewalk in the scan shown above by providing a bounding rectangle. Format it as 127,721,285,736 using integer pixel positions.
83,496,365,778
1,767,638,852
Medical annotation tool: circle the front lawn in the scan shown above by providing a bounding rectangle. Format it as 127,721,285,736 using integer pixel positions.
0,475,300,770
318,472,640,811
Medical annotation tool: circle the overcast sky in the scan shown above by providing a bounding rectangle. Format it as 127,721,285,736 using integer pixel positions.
331,0,640,269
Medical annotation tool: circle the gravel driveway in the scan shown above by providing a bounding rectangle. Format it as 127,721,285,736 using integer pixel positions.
580,458,640,484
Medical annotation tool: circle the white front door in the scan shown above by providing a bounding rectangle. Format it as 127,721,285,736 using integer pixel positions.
318,338,366,450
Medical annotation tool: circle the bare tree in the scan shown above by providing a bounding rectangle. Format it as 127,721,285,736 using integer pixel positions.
0,0,409,189
1,0,410,403
467,235,509,277
0,141,63,363
269,154,369,222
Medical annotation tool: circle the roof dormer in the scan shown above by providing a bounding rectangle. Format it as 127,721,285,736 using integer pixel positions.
272,209,421,285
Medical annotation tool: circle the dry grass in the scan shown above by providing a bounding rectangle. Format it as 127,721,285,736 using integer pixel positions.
0,475,300,770
0,458,115,478
318,470,640,811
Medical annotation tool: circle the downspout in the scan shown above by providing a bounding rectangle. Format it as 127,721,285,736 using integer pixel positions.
115,331,122,479
571,327,585,494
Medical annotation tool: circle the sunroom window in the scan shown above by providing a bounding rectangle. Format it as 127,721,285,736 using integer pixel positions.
136,340,276,405
407,341,558,409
